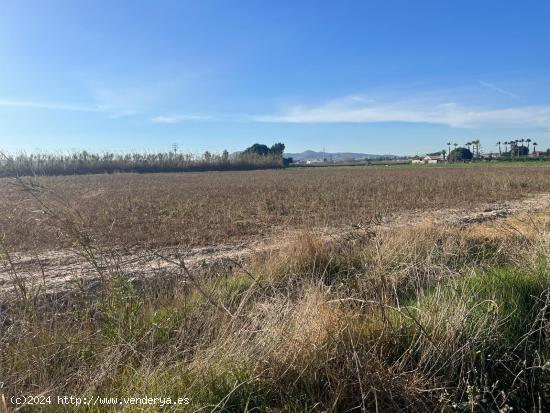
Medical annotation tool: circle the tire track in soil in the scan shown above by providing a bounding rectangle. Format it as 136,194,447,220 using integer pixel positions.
2,193,550,299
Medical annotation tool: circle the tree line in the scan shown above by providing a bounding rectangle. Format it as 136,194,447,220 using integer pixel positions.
0,143,288,177
441,138,546,162
495,139,539,157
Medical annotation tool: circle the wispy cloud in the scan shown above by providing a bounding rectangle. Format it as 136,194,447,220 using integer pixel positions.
0,99,102,112
151,114,215,124
88,78,188,119
0,83,173,119
7,90,547,130
478,80,518,98
255,95,550,128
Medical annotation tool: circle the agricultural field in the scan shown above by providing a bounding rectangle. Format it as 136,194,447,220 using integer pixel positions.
1,164,550,412
2,164,550,251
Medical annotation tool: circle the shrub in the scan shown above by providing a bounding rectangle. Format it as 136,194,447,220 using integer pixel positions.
448,147,473,162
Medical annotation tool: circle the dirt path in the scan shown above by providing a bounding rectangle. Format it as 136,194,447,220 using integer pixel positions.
2,193,550,299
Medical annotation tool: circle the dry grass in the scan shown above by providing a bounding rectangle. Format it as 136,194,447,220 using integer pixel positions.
0,150,284,177
1,208,549,411
1,164,550,252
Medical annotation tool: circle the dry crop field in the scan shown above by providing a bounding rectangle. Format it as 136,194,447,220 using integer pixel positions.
1,164,550,252
1,164,550,412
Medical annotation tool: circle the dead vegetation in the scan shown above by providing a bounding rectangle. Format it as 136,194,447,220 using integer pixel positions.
0,150,284,177
1,164,550,252
1,206,549,411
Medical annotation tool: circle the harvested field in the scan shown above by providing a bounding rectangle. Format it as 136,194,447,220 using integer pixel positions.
2,191,550,298
1,164,550,252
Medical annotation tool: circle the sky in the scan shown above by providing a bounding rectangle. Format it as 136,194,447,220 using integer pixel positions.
1,0,550,155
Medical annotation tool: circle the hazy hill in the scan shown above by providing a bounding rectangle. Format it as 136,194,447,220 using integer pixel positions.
285,150,399,162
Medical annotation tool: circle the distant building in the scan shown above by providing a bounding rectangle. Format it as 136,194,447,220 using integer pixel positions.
422,155,444,164
411,159,423,164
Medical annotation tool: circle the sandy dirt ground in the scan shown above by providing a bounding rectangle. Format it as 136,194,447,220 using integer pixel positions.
2,193,550,299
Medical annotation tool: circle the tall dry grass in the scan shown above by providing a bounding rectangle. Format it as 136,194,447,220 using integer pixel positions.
0,150,284,177
1,210,548,411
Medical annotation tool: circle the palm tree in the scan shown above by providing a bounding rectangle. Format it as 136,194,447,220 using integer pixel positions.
453,143,458,149
471,139,476,158
441,149,446,161
526,138,531,151
503,141,509,153
533,142,538,154
496,141,502,155
520,139,525,150
447,142,452,159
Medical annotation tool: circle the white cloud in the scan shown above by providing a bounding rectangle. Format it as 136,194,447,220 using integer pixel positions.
255,95,550,128
91,87,153,118
151,114,214,124
479,80,518,98
88,78,189,119
0,99,101,112
151,116,181,124
6,90,548,130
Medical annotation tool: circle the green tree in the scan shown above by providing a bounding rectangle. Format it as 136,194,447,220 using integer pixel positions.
243,143,271,156
473,139,480,158
222,150,229,162
448,147,473,162
270,142,285,155
243,142,286,157
517,146,529,156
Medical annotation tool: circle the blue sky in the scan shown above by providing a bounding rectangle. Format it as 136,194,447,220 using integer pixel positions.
1,0,550,155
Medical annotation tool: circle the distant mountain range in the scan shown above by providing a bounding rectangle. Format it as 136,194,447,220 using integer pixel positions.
285,150,400,162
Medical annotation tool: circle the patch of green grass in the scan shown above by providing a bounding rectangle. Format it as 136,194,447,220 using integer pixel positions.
401,265,549,410
207,272,257,303
187,361,267,412
102,357,266,413
462,268,548,342
408,265,548,354
96,275,144,342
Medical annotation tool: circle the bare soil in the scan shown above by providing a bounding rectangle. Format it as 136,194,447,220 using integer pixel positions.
3,165,550,253
2,193,550,300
